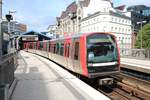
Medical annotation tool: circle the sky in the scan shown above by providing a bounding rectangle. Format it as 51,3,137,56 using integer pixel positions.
2,0,150,32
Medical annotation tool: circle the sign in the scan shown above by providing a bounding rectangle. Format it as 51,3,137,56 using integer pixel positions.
22,35,38,41
89,39,110,43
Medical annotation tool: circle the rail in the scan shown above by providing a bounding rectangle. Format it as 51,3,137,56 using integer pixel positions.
0,52,18,100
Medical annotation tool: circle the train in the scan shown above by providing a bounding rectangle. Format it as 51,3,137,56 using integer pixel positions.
24,32,120,85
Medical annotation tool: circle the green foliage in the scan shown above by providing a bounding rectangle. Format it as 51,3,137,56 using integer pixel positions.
135,23,150,49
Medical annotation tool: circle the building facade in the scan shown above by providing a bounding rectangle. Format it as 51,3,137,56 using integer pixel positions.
1,20,27,35
80,0,132,50
56,0,132,51
56,0,90,37
127,5,150,17
81,13,132,50
126,5,150,48
47,25,57,38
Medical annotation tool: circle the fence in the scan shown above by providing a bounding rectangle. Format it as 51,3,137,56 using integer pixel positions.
120,49,150,60
0,52,18,100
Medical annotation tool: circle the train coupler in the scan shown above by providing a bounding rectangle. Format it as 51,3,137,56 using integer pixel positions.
98,78,114,85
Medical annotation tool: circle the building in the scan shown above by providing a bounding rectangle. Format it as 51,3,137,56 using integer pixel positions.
80,0,132,50
127,5,150,17
127,5,150,30
47,25,57,38
1,20,27,35
20,31,51,49
126,5,150,48
81,12,132,49
56,0,90,37
56,0,132,52
18,23,27,34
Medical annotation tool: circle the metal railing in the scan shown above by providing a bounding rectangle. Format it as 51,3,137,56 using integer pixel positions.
0,52,18,100
120,49,150,60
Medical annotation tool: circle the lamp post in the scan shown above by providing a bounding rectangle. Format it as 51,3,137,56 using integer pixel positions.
137,21,146,49
0,0,2,56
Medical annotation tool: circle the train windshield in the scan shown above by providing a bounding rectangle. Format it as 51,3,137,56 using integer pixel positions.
87,34,118,63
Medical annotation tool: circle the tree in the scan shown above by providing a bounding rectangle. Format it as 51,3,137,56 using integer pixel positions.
135,23,150,49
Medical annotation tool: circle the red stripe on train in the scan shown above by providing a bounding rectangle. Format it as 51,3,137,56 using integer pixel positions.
80,36,88,77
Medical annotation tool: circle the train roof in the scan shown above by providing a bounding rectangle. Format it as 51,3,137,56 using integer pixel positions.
54,32,115,40
35,32,116,43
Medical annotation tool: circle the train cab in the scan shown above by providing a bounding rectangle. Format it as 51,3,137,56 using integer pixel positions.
85,33,120,78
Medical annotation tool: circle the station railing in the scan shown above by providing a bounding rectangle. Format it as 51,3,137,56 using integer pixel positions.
0,52,18,100
120,49,150,60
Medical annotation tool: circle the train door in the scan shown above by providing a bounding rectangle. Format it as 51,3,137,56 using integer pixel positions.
72,38,81,73
68,39,74,71
64,41,70,69
46,41,49,58
48,41,51,59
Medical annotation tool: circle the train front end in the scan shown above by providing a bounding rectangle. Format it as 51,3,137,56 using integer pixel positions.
86,33,120,78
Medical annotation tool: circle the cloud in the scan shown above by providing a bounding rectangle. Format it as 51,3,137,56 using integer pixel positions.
3,0,73,32
4,0,149,32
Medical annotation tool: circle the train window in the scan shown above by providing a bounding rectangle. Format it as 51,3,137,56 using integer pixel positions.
56,43,60,54
64,44,67,56
74,42,79,60
60,43,64,56
44,42,47,51
49,43,51,52
39,42,43,50
29,43,32,49
53,44,56,53
36,42,38,49
34,43,36,49
67,44,70,57
46,42,49,51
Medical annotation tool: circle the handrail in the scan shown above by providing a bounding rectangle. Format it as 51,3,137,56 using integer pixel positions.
0,51,17,65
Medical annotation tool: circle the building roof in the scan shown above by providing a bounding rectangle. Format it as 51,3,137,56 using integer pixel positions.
115,5,126,11
59,0,90,19
66,1,77,13
127,5,148,11
81,10,130,21
22,31,51,40
80,0,90,7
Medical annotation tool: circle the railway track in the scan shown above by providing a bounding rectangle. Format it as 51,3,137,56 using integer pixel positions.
97,73,150,100
98,84,141,100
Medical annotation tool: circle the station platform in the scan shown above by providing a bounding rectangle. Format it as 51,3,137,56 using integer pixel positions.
121,58,150,74
11,51,110,100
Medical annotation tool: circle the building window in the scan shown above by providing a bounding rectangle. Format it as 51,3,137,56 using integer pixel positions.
97,18,99,22
119,37,121,40
119,19,121,23
115,18,117,22
93,18,95,22
115,27,117,30
128,29,130,32
111,27,113,31
119,28,121,32
103,17,106,20
112,17,113,21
